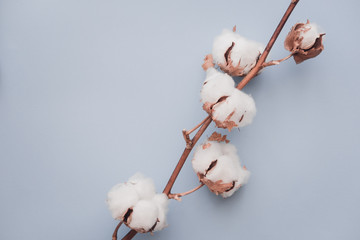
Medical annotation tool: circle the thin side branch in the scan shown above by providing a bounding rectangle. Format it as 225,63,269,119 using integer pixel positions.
168,183,205,201
262,53,294,67
112,221,123,240
186,115,211,135
182,116,211,149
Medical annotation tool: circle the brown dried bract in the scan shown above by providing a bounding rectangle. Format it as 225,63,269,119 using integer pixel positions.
284,20,324,64
213,110,238,131
208,131,230,143
202,54,215,71
197,173,235,195
293,34,324,64
284,22,305,52
202,96,228,115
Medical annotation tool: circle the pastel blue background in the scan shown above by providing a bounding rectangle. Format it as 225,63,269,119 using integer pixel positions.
1,0,359,239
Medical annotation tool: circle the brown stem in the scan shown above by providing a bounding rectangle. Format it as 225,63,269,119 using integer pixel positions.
121,230,137,240
112,221,123,240
182,129,193,149
236,0,299,90
262,53,294,67
186,116,211,135
168,183,205,201
121,1,299,239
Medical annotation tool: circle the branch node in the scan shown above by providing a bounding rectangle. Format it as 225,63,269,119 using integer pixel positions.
182,129,193,149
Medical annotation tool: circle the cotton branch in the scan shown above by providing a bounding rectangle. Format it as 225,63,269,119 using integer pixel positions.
168,183,205,201
119,0,299,239
262,53,294,67
112,221,122,240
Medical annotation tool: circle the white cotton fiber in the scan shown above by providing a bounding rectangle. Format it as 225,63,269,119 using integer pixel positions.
212,88,256,128
192,139,250,198
153,193,169,231
107,183,140,220
221,167,251,198
201,67,235,105
129,200,159,232
299,23,320,49
128,172,156,199
107,173,169,233
205,155,240,183
192,141,223,174
212,29,264,75
212,29,243,65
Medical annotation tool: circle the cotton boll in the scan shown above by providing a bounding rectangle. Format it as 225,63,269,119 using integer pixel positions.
128,172,156,199
153,193,169,231
192,137,250,198
212,29,264,76
200,68,235,105
212,89,256,131
192,141,223,174
284,20,325,64
128,200,159,233
107,183,140,220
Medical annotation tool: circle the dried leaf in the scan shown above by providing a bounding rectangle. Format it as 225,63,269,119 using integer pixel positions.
208,132,230,143
197,173,235,195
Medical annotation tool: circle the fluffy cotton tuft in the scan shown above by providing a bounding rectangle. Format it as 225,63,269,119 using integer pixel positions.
299,23,320,49
128,200,159,232
107,183,139,220
212,29,264,76
212,88,256,131
201,68,235,105
106,173,169,233
284,20,325,64
192,135,250,198
200,68,256,131
128,173,156,200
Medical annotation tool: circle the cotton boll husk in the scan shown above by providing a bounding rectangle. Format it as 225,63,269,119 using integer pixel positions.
128,172,156,200
192,141,223,174
153,193,169,231
128,200,159,232
201,68,235,104
107,183,140,220
299,23,320,49
212,89,256,129
205,154,240,183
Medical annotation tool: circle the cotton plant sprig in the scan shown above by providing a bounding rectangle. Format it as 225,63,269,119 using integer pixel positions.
107,1,325,239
